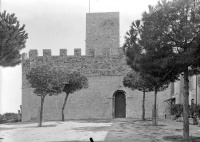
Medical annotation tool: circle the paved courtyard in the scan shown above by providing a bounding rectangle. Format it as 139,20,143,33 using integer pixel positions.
0,119,200,142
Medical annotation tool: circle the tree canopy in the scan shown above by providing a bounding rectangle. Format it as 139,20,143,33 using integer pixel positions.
26,65,61,96
0,11,28,67
123,71,154,92
124,0,200,78
58,70,88,94
49,69,88,94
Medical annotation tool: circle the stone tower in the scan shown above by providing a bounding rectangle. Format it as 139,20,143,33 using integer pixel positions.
86,12,119,56
21,12,171,121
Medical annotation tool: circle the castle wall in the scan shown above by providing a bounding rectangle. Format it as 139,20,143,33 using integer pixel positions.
22,71,171,121
23,76,123,121
21,49,130,121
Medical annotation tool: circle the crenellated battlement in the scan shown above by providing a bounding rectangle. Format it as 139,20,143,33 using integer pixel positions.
23,47,124,61
22,47,129,79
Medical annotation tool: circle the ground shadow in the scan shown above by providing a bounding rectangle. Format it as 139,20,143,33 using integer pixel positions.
141,124,167,126
73,126,109,132
0,127,16,131
27,124,58,128
163,135,200,142
49,141,103,142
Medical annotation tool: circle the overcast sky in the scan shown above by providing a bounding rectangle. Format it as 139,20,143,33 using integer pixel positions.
0,0,159,114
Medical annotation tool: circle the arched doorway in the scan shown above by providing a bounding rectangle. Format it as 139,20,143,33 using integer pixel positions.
114,91,126,118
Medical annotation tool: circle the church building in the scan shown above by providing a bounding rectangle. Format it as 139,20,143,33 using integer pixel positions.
21,12,171,122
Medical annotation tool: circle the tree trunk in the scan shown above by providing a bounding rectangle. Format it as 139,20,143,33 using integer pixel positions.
142,91,146,121
38,95,45,127
183,69,189,140
152,88,157,126
61,93,69,121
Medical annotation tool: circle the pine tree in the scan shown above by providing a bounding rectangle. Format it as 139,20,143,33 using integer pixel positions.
54,70,88,121
0,11,28,67
123,19,170,126
123,71,154,121
26,65,61,127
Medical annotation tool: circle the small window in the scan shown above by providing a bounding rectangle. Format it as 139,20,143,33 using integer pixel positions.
171,98,176,105
171,82,174,95
189,76,193,91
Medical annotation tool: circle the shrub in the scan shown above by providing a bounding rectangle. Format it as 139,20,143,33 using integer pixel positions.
170,104,200,119
170,104,183,117
170,105,176,115
1,113,18,123
193,105,200,119
0,114,3,124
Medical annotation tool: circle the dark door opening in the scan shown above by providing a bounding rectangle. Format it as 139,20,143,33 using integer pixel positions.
115,92,126,118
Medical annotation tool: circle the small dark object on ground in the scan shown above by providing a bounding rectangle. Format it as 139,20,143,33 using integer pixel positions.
141,124,166,126
90,137,94,142
163,135,200,142
174,129,183,132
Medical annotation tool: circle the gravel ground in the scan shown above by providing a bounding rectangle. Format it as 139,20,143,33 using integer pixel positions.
0,118,199,142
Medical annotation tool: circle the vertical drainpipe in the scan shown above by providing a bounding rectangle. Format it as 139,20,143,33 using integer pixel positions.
196,75,198,105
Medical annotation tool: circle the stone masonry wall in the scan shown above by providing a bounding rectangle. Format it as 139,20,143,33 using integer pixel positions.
22,68,171,121
86,12,119,56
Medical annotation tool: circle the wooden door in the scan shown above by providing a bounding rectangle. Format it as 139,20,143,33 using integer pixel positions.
115,92,126,118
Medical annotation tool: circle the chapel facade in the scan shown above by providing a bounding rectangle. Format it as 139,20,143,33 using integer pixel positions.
21,12,171,122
